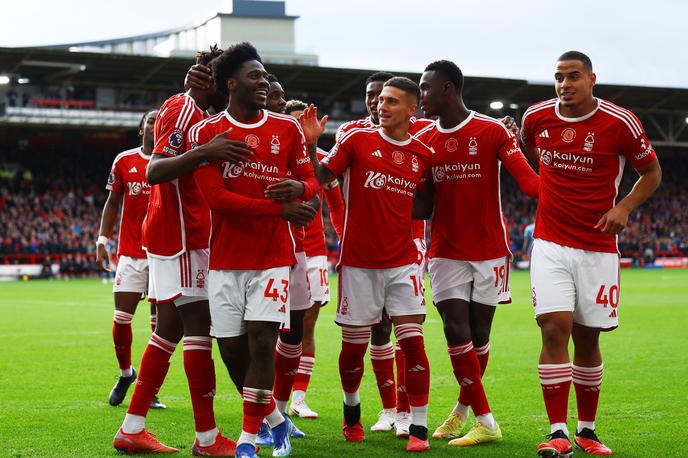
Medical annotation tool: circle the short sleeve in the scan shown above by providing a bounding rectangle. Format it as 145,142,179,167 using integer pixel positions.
520,111,536,149
619,114,657,169
153,97,201,158
495,126,525,164
106,160,123,193
321,135,354,177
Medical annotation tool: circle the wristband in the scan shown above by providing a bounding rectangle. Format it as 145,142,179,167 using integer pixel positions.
96,235,110,246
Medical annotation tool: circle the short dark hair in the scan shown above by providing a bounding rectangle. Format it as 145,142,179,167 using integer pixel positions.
285,99,307,114
213,42,262,96
366,71,395,86
137,109,157,139
196,44,223,67
424,60,463,92
267,74,279,84
383,76,420,103
557,50,593,73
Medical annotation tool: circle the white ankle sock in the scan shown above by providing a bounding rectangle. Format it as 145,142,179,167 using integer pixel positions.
551,422,569,436
577,421,595,434
275,399,288,413
196,427,218,447
121,413,145,434
120,366,133,377
238,431,256,446
451,402,469,419
292,390,306,403
410,404,428,428
476,412,496,429
343,390,360,407
265,405,285,428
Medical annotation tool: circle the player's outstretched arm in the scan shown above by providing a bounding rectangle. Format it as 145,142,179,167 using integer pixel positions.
299,105,336,185
96,191,122,272
594,159,661,234
412,181,435,220
147,128,252,184
503,155,540,198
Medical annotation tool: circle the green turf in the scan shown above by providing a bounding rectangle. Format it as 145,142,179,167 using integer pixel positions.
0,269,686,457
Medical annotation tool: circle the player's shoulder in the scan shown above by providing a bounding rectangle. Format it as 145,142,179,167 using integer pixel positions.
409,135,434,159
159,93,202,131
472,112,514,137
188,111,225,140
338,126,377,145
597,98,644,138
266,110,303,132
112,147,143,167
522,98,558,124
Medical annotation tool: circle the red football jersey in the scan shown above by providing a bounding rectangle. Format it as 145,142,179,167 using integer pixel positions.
521,98,657,253
336,115,432,140
141,93,210,258
415,112,526,261
106,147,150,258
323,127,432,269
303,148,343,257
190,110,317,270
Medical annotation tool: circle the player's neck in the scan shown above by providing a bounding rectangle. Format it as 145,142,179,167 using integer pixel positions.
141,143,152,156
438,100,470,130
227,101,262,123
559,96,597,118
187,88,210,111
381,123,410,142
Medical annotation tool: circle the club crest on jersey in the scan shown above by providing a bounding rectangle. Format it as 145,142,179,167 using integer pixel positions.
271,135,280,154
468,137,478,155
169,129,184,148
583,132,595,152
445,137,458,152
561,128,576,143
392,150,405,165
245,134,260,149
411,155,419,172
541,150,553,165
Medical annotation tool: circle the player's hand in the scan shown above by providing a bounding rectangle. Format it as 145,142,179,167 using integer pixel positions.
265,179,306,202
184,63,213,91
298,104,328,145
501,116,520,137
281,201,317,226
96,243,111,272
594,205,630,234
200,128,253,164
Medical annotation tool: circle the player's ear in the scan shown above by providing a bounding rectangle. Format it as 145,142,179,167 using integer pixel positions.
590,72,597,88
227,77,236,93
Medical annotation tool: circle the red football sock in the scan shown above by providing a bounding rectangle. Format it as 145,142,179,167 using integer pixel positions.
127,333,177,417
573,364,603,423
448,341,491,416
113,310,133,371
339,327,370,396
370,342,396,409
242,387,274,435
183,336,216,433
539,363,573,426
293,352,315,393
273,339,302,407
395,324,430,427
458,341,490,405
395,342,410,413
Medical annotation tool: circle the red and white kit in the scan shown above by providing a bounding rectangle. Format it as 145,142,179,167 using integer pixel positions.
322,127,431,326
190,109,318,337
414,112,535,306
141,93,211,304
106,147,151,294
521,98,657,328
336,115,433,140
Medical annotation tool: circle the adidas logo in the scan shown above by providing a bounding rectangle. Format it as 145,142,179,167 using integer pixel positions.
343,367,362,373
371,149,383,157
380,379,394,388
129,166,138,173
538,130,549,138
459,377,474,387
408,364,426,372
285,369,299,376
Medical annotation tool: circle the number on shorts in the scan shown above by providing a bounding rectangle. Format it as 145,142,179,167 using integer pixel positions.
492,262,509,294
319,268,329,286
264,278,279,301
595,284,619,308
279,279,289,303
410,274,423,296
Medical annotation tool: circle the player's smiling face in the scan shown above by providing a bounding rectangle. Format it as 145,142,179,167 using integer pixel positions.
378,86,416,130
365,81,385,124
419,70,445,118
554,60,596,108
232,60,270,110
267,81,287,114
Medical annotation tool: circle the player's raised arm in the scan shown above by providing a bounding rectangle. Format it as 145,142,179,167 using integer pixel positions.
298,105,336,185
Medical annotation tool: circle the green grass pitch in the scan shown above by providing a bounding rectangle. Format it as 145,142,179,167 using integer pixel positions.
0,269,686,457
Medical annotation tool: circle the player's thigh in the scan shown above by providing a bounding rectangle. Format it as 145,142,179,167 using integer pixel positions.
114,292,143,315
208,269,248,338
113,255,148,297
530,239,576,319
154,301,184,342
245,266,290,325
469,300,497,345
470,256,511,306
384,263,426,320
571,249,620,330
177,299,211,336
290,252,312,312
306,255,330,306
427,257,473,304
336,266,385,326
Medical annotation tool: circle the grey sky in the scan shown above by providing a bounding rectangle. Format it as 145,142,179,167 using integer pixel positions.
2,0,685,88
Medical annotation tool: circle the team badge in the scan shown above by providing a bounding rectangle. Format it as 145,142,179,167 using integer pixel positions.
392,151,405,165
196,270,206,289
541,150,553,165
411,155,419,173
468,137,478,155
245,134,260,149
583,132,595,152
445,137,458,152
270,135,280,154
169,129,183,148
561,128,576,143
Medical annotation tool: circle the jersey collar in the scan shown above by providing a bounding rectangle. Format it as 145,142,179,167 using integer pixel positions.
555,98,600,122
378,127,412,146
435,111,475,133
223,109,268,129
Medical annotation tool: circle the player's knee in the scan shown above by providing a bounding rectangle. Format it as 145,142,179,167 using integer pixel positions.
443,317,471,344
471,327,491,347
370,322,392,345
540,320,570,349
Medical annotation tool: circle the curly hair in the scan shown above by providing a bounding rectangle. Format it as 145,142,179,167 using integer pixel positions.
285,99,307,115
213,42,262,96
196,44,223,67
424,60,463,92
